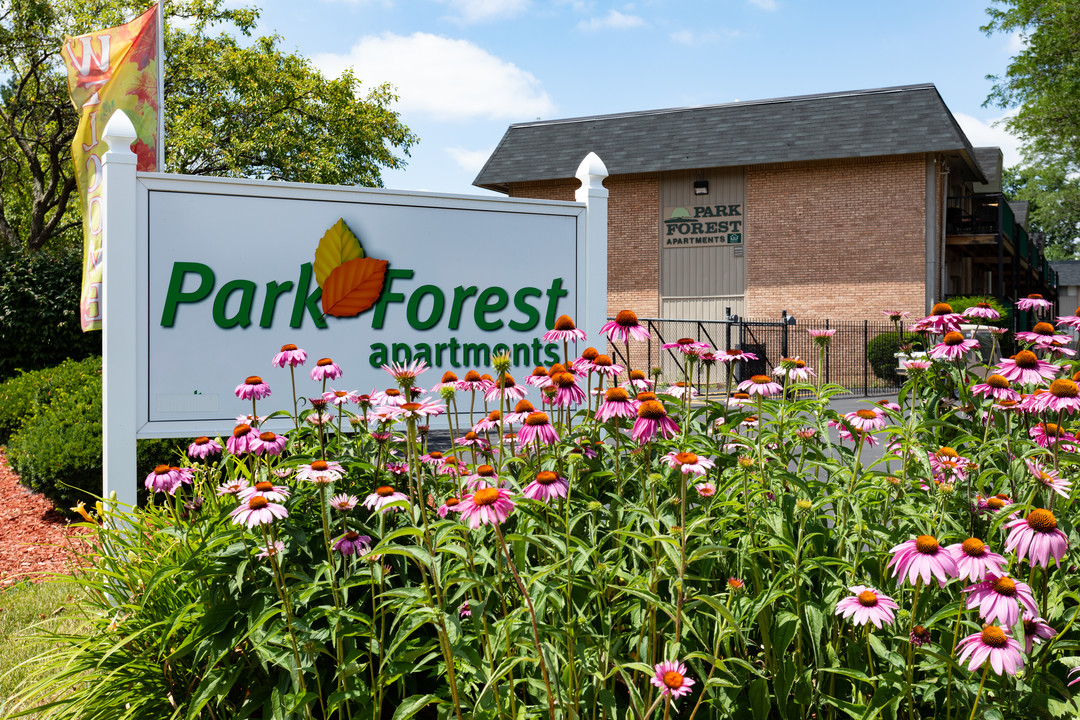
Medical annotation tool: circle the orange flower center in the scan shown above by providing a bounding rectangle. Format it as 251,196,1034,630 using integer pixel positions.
912,625,930,642
605,387,630,402
915,535,939,554
795,358,806,368
1027,508,1058,532
525,412,551,427
593,355,613,366
248,496,269,509
499,375,517,389
1043,422,1065,437
473,487,500,506
153,464,170,475
553,372,576,388
317,358,334,367
857,590,878,607
674,452,699,465
281,344,297,351
581,347,599,361
856,409,878,420
259,432,276,442
961,538,986,557
732,392,750,400
1028,293,1044,300
992,576,1017,597
662,670,684,689
344,531,360,541
750,375,771,384
938,446,959,459
615,310,639,327
980,625,1007,648
531,366,549,378
987,374,1009,389
245,376,263,385
194,436,210,445
536,471,558,485
445,497,459,508
554,314,576,331
255,481,274,491
676,337,695,345
477,465,496,477
638,400,668,420
401,402,422,412
376,486,395,497
311,460,328,471
637,391,658,402
630,370,646,380
1034,322,1056,335
464,370,482,382
931,302,953,316
1014,350,1039,369
487,410,501,421
463,432,479,441
986,497,1006,510
1050,379,1079,398
233,424,251,438
976,302,992,309
727,578,744,589
943,332,965,346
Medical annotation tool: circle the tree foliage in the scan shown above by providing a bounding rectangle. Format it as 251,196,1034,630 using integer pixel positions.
1002,163,1080,259
0,0,417,252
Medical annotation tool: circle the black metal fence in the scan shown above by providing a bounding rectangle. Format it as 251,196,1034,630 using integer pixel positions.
606,314,901,396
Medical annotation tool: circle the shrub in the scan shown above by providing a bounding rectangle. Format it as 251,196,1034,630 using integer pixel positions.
946,295,1010,327
0,247,100,381
0,356,102,443
866,331,922,384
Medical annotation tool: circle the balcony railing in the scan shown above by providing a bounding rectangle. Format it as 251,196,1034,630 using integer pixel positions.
946,193,1013,237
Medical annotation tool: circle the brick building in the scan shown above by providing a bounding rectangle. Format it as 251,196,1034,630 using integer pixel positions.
474,84,1057,326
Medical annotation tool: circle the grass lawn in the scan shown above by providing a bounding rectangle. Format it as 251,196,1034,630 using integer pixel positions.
0,579,87,719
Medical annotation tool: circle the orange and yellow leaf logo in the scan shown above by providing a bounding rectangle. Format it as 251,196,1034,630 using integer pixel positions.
315,219,387,318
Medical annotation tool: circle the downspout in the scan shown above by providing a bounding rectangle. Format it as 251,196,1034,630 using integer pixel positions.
939,159,950,303
926,158,938,313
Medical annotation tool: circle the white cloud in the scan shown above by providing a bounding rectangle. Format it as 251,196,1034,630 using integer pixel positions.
1006,30,1026,55
313,32,555,121
576,9,646,30
748,0,777,9
447,146,495,172
953,110,1023,168
670,28,741,46
436,0,531,23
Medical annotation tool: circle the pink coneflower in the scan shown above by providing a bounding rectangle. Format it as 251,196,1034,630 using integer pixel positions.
882,310,911,322
1016,321,1073,347
364,486,408,513
902,358,933,373
1057,307,1080,331
472,410,501,433
543,314,588,342
334,531,372,556
459,600,471,618
947,538,1007,582
229,495,289,528
420,450,447,466
1027,459,1072,498
808,328,837,348
187,436,222,460
525,366,551,388
1034,379,1080,414
571,347,600,374
632,400,679,442
464,464,501,490
226,424,259,455
391,399,447,421
235,375,271,401
590,354,624,378
310,358,343,382
296,459,344,485
664,381,698,400
381,358,429,388
963,303,1001,320
910,626,931,646
235,413,269,427
239,480,291,503
737,374,784,397
596,387,637,421
662,337,711,356
308,411,335,426
663,451,715,477
1021,614,1056,654
437,497,462,518
550,371,586,406
929,446,971,483
920,303,964,335
996,350,1061,386
887,534,957,587
651,660,694,699
522,471,569,503
505,399,536,424
256,541,285,560
145,465,181,494
456,370,487,392
716,348,759,364
386,461,411,476
518,411,560,445
484,374,528,403
774,357,815,382
329,494,359,512
458,486,516,528
964,573,1039,628
272,343,307,368
957,625,1024,675
621,369,655,390
834,586,898,629
601,310,651,343
971,374,1019,402
929,331,980,361
829,420,880,447
1016,293,1052,312
1005,508,1069,568
696,483,716,497
1029,422,1078,450
323,389,359,406
252,431,288,456
217,478,249,496
371,388,407,407
456,431,491,451
844,407,887,433
976,494,1014,514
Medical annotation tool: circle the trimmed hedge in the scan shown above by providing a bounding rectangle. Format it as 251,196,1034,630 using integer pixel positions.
0,247,100,381
3,356,184,510
866,331,923,385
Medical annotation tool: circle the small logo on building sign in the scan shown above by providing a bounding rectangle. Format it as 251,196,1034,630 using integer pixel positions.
314,218,388,317
727,233,742,244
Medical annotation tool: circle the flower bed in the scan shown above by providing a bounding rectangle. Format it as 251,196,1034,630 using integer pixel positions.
13,303,1080,719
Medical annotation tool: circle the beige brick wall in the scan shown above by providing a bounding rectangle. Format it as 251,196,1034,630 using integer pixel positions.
745,155,928,321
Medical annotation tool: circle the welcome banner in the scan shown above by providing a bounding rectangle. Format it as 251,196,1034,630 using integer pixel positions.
63,4,160,331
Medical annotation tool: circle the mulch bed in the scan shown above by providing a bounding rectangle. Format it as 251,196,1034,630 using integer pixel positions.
0,450,90,588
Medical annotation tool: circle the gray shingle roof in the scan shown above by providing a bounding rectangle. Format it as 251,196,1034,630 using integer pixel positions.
475,84,983,192
972,147,1003,189
1052,260,1080,287
1009,200,1029,230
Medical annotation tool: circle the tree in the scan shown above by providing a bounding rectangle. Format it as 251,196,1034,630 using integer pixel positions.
0,0,417,252
1002,164,1080,259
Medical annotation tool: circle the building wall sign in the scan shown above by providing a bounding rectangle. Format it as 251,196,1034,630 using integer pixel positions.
662,204,743,247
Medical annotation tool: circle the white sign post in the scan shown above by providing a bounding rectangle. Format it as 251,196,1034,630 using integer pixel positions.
98,111,608,503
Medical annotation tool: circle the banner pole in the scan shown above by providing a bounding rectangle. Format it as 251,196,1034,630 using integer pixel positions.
156,0,164,171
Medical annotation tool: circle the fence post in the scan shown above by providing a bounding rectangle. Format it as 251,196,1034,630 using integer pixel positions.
574,152,608,342
863,319,869,397
781,310,789,357
825,318,831,385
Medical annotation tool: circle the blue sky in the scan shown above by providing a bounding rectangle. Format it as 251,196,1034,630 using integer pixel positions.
225,0,1025,195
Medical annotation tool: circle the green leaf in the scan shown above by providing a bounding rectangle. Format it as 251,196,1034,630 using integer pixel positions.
391,694,438,720
749,677,770,720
